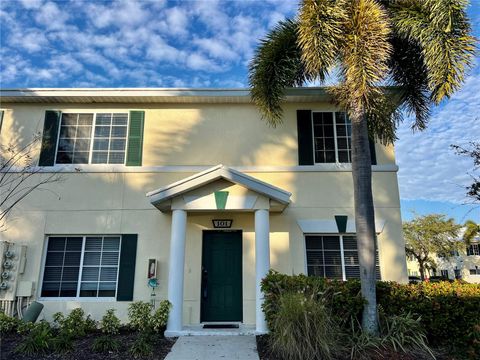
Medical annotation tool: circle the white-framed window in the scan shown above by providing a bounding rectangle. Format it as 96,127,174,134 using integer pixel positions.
312,112,352,164
55,113,129,165
305,234,380,280
466,244,480,256
41,236,121,299
470,267,480,275
440,269,449,278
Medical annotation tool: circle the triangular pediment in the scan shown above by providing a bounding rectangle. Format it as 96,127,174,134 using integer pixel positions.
146,165,291,212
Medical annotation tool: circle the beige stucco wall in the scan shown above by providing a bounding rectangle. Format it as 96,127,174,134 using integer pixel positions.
0,101,406,324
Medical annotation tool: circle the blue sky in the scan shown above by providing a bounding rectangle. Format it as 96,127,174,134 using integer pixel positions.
0,0,479,224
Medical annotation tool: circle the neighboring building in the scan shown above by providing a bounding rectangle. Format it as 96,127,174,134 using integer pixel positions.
0,88,407,336
407,238,480,283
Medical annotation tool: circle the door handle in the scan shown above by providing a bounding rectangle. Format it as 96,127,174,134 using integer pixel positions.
202,268,208,299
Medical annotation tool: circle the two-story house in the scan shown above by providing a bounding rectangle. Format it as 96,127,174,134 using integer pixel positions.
0,88,407,336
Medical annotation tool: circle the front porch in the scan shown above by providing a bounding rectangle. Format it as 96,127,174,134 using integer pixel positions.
146,165,291,337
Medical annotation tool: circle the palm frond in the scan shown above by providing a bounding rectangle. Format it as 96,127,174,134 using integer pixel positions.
297,0,347,78
389,35,432,130
365,90,403,145
389,0,476,104
338,0,392,114
249,19,311,126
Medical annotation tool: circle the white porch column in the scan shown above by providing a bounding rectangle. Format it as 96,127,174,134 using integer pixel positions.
166,209,187,336
255,208,270,334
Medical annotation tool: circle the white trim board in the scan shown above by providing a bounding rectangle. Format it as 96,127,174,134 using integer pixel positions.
297,219,386,234
2,164,399,174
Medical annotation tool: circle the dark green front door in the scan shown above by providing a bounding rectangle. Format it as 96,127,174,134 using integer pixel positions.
201,230,243,322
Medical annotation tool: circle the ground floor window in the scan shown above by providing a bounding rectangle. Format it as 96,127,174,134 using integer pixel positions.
470,268,480,275
440,269,449,278
41,236,121,298
305,235,380,280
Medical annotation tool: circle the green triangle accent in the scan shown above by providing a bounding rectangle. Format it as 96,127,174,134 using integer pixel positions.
214,191,229,209
335,215,348,233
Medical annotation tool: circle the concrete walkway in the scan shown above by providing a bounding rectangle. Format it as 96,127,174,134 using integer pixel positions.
165,335,260,360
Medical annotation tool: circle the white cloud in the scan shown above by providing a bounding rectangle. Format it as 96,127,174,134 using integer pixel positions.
161,7,189,37
192,38,237,61
9,29,49,53
35,1,69,29
396,70,480,204
86,0,149,29
146,35,185,63
19,0,43,10
185,53,224,72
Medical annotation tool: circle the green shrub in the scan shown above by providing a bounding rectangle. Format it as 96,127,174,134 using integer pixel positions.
262,270,480,357
0,312,22,334
377,281,480,355
51,332,74,353
92,335,120,353
53,308,96,338
100,309,121,335
128,300,172,334
152,300,172,333
129,331,154,358
269,291,345,360
128,301,153,332
262,270,364,330
15,321,53,355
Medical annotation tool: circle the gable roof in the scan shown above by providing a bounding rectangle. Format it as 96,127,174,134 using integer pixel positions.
146,164,291,211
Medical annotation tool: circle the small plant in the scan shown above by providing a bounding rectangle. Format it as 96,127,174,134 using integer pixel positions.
15,320,53,355
129,331,154,358
51,332,74,353
92,309,121,353
92,335,120,353
269,291,345,360
152,300,172,333
348,319,382,360
379,312,435,358
128,301,153,331
53,308,96,338
0,312,22,334
100,309,121,335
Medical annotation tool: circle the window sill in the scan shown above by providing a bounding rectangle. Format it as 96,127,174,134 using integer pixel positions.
38,297,117,302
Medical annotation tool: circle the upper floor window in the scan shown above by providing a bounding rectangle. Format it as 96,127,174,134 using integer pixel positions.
55,113,129,165
466,244,480,256
305,234,380,280
313,112,352,163
296,110,376,166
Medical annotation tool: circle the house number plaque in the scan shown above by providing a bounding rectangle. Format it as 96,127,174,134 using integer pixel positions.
212,219,233,228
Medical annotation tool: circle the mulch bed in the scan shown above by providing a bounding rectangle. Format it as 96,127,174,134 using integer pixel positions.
0,330,176,360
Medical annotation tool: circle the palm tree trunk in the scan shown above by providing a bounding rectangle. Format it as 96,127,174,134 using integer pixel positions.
351,110,379,335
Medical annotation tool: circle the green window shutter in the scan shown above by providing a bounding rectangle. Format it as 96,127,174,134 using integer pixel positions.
117,234,138,301
297,110,314,165
369,138,377,165
126,111,145,166
38,111,61,166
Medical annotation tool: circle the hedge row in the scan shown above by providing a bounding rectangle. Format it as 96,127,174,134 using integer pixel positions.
261,270,480,355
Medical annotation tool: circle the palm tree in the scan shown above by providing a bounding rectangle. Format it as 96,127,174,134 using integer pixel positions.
249,0,474,334
463,220,480,246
